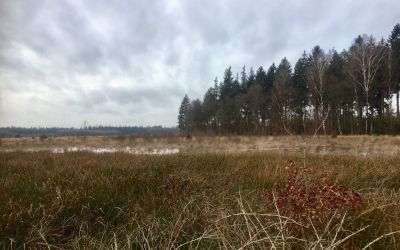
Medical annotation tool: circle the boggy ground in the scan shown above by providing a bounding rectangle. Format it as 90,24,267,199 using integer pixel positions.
1,135,400,156
0,151,400,249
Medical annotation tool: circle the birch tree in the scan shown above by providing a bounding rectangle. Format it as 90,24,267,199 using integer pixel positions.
348,34,387,134
307,46,329,135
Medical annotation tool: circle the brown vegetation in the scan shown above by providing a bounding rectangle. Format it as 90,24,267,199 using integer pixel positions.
0,150,399,248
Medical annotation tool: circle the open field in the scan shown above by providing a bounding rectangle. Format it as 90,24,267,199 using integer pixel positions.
1,135,400,156
0,136,400,248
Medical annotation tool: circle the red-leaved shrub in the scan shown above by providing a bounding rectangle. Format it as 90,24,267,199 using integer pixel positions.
265,160,363,222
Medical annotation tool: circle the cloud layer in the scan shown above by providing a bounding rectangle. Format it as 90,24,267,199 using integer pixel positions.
0,0,399,127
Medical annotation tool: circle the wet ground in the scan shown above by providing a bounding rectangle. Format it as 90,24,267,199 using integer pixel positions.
0,146,180,155
0,135,399,156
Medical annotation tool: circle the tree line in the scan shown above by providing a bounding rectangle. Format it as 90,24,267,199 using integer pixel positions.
178,24,400,135
0,126,179,138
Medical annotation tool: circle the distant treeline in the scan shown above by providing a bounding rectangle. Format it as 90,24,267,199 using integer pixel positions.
178,24,400,135
0,126,179,138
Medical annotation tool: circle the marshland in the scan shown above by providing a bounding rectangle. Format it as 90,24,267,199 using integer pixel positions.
1,0,400,249
1,135,400,249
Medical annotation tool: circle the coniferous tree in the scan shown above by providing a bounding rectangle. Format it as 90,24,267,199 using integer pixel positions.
265,63,277,93
239,66,252,133
292,52,310,133
389,23,400,117
326,50,351,134
255,66,267,88
178,95,191,132
247,67,256,90
246,84,264,133
219,66,239,133
264,63,277,133
187,99,204,132
273,58,292,131
179,23,400,135
240,66,248,92
220,66,234,99
254,66,268,131
203,87,218,133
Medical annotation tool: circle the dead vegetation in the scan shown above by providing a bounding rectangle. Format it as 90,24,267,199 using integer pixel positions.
0,151,399,248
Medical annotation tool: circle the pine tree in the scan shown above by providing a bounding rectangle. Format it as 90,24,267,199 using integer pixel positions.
203,87,218,132
389,23,400,117
187,99,204,132
240,66,247,92
255,66,267,89
178,95,190,132
326,50,351,135
273,58,292,120
179,23,400,135
265,63,276,94
220,66,234,99
292,51,310,132
247,67,256,90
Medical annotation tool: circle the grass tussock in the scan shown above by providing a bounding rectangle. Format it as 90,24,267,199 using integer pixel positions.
0,152,399,249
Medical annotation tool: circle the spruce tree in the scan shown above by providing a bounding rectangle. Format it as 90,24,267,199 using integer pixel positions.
292,51,310,132
247,67,256,90
389,23,400,117
255,66,268,90
265,63,277,94
240,66,247,92
178,95,190,132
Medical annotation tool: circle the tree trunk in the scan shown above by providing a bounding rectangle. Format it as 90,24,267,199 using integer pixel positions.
397,90,399,117
370,117,373,135
322,104,326,136
302,106,306,134
337,108,343,135
365,93,369,135
350,106,354,135
358,105,362,134
314,105,319,134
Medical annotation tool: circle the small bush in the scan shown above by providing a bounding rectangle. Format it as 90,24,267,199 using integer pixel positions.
265,160,363,223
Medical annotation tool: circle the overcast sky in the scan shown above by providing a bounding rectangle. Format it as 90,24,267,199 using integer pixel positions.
0,0,399,127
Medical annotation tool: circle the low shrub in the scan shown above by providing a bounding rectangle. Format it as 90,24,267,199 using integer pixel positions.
265,160,363,223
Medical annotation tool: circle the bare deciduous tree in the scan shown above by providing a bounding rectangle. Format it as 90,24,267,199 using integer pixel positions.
307,46,329,135
348,34,387,134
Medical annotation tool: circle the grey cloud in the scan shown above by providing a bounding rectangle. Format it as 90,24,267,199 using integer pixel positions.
0,0,399,127
64,83,183,115
106,86,183,106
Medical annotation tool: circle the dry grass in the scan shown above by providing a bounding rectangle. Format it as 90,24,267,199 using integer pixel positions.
0,150,400,249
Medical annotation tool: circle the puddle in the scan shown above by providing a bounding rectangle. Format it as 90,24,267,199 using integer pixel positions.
1,146,180,155
0,143,398,156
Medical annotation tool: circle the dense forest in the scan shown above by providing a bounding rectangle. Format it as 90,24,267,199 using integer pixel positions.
178,24,400,135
